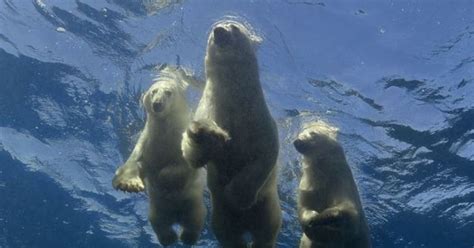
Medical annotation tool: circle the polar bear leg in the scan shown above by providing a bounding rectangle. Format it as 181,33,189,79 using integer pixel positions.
149,204,178,246
180,196,206,245
211,203,247,248
249,194,281,248
224,159,278,210
112,160,145,193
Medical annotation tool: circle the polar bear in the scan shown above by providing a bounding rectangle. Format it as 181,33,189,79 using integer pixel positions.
293,121,371,248
112,66,206,246
181,20,281,247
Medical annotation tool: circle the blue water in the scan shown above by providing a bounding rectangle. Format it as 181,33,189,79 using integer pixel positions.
1,1,473,247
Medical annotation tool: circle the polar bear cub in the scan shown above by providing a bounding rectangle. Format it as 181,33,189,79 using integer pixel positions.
112,66,206,246
294,121,371,248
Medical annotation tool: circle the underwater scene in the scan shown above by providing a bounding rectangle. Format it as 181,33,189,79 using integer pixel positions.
0,1,473,247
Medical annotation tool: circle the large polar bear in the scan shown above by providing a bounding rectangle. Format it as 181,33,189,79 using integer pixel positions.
181,20,282,247
293,121,371,248
112,66,206,246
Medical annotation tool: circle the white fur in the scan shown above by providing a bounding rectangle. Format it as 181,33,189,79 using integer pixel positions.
113,66,206,246
295,121,371,248
182,20,281,247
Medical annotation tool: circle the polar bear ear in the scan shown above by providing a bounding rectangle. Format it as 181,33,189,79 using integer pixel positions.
139,91,147,109
237,22,263,50
249,34,263,50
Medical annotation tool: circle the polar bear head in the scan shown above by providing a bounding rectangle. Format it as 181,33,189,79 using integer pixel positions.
293,121,341,159
206,20,261,64
142,67,189,118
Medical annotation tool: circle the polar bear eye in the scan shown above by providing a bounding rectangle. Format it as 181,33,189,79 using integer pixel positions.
164,90,173,97
152,89,158,94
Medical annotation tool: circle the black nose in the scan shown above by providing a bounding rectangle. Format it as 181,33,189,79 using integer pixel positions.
152,102,164,113
293,139,309,153
213,27,231,46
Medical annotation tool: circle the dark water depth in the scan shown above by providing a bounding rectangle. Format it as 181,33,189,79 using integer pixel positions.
1,1,473,247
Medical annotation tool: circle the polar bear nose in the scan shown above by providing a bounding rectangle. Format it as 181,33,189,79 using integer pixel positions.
293,139,310,154
152,102,164,113
213,26,231,46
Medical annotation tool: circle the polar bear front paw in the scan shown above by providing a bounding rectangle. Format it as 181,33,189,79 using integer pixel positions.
112,162,145,193
303,206,358,241
187,120,230,146
182,120,230,168
300,209,319,228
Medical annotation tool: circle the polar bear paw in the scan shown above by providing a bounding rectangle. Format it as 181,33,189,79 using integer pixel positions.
303,204,358,241
182,120,230,168
112,161,145,193
187,120,230,146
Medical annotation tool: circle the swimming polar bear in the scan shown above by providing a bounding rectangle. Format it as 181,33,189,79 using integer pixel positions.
112,66,206,246
294,121,371,248
181,20,281,247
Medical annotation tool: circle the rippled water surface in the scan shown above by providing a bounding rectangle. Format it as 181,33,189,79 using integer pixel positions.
1,1,473,247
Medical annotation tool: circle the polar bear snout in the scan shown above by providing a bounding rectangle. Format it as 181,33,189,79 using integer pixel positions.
294,138,311,154
152,101,164,113
213,26,232,46
148,88,175,114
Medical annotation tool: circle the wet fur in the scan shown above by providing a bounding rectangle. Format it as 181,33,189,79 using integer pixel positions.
294,122,371,248
112,67,206,246
181,21,281,247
